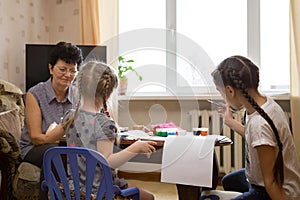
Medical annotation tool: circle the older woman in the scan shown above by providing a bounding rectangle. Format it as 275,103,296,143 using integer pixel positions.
19,41,83,199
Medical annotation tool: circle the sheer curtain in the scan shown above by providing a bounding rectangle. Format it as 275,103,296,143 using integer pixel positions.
290,0,300,166
79,0,119,121
80,0,102,44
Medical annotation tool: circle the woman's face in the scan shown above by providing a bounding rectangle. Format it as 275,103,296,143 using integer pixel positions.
49,59,77,88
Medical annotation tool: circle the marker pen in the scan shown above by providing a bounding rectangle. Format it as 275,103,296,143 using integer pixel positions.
207,99,236,113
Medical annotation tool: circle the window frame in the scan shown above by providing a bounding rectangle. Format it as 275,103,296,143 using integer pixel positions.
119,0,289,96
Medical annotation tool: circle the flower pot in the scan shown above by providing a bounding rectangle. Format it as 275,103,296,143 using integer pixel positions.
118,78,128,95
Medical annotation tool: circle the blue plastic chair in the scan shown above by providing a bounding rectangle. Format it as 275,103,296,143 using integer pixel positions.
41,146,140,200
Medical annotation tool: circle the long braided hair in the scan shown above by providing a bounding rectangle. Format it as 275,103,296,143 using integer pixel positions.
211,55,284,186
77,61,118,111
62,61,118,131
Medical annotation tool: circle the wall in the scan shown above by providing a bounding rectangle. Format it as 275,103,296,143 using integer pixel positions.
119,99,206,131
0,0,81,92
118,98,291,132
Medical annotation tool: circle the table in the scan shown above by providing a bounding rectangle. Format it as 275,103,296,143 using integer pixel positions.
120,135,232,200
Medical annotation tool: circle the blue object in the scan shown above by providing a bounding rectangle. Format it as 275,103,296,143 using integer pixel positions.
41,146,140,200
200,194,220,200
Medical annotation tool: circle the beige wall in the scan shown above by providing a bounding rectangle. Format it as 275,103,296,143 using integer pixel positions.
118,99,290,131
0,0,81,92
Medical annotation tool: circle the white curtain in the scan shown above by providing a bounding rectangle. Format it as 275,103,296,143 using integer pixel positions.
290,0,300,166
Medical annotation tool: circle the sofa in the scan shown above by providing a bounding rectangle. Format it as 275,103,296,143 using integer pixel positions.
0,79,24,199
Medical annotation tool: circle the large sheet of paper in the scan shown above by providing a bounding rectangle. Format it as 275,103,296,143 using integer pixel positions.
161,135,218,187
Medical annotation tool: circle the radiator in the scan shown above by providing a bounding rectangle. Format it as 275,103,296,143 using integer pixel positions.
189,109,292,174
189,109,245,173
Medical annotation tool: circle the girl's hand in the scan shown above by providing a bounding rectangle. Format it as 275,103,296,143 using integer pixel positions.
217,103,234,126
218,103,245,137
128,140,157,154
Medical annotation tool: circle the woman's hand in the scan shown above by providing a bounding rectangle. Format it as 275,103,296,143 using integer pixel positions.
46,122,58,134
45,122,65,144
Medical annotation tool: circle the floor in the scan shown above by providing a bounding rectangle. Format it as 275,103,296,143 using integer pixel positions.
127,179,224,200
127,179,178,200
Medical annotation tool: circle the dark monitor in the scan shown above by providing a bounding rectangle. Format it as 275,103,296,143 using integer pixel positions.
25,44,107,91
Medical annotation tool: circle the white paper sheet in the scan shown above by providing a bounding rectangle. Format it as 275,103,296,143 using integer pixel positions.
161,135,218,187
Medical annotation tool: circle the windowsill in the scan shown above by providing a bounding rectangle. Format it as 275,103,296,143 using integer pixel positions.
118,92,290,101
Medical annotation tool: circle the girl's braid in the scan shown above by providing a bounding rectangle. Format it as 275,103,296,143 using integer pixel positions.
62,71,83,131
62,61,118,130
102,73,110,111
229,66,284,186
97,66,117,112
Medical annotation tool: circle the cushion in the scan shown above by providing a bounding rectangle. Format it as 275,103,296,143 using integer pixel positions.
0,79,24,128
12,162,41,200
0,128,21,198
0,109,21,141
0,79,23,95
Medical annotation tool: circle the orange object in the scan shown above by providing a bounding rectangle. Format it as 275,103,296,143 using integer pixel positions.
200,128,208,136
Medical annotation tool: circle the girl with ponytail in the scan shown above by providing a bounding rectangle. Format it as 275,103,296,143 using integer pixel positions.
211,55,300,199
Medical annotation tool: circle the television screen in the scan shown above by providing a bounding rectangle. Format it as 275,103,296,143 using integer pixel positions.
25,44,106,91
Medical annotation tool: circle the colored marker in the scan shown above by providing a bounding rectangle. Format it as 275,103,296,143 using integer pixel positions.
207,99,236,113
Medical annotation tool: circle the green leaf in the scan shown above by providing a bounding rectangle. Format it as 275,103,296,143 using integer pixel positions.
118,56,124,61
127,66,133,70
118,56,142,81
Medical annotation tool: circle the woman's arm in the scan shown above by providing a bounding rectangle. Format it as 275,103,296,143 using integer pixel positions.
97,139,157,169
25,92,48,145
256,145,287,200
26,92,65,145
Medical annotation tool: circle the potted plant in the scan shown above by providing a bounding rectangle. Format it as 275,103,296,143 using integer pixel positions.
118,56,142,95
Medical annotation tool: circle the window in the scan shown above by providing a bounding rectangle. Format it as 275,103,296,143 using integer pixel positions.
260,0,290,92
119,0,290,96
176,0,247,93
119,0,166,94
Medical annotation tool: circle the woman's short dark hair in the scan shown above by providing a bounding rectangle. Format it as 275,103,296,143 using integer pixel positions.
48,41,83,69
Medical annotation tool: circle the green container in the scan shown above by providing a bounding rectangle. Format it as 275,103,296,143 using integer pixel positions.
156,128,162,136
161,131,168,137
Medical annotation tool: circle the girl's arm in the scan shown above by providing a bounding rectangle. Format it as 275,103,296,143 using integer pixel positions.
224,116,245,137
219,104,245,137
97,139,157,169
256,145,287,200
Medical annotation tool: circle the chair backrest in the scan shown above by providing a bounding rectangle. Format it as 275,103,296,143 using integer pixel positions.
42,146,139,200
